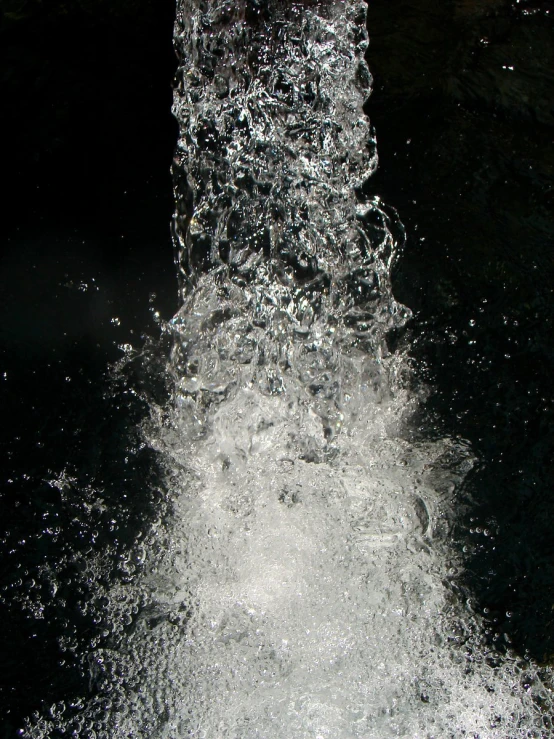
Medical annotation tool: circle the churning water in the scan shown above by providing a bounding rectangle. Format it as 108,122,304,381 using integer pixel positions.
21,0,552,736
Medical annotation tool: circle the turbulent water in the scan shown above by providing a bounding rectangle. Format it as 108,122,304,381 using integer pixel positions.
22,1,552,737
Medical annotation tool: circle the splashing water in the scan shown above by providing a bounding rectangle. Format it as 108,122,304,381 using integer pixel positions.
22,1,552,737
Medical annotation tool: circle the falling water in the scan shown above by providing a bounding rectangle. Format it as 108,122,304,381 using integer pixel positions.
22,1,552,737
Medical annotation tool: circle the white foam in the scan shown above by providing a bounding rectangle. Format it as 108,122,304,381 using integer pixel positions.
116,384,550,738
19,0,553,733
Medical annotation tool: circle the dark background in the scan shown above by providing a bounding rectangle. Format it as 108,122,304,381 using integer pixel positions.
366,0,554,674
1,1,178,734
0,0,552,733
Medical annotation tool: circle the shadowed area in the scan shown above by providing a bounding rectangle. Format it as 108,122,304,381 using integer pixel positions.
367,0,554,664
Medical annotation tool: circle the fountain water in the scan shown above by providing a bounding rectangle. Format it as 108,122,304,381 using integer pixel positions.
21,1,552,736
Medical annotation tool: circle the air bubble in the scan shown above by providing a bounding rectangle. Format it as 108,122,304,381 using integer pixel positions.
21,1,554,737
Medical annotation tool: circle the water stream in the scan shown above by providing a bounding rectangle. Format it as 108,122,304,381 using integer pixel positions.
21,1,552,736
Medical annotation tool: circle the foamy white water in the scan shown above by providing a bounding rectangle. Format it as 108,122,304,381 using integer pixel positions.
22,0,552,736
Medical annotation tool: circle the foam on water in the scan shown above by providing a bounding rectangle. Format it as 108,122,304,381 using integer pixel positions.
21,0,552,736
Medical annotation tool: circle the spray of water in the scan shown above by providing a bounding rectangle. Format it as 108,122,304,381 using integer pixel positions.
22,1,552,737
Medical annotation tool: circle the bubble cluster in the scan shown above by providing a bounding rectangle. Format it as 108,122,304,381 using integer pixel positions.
21,0,552,736
22,384,553,737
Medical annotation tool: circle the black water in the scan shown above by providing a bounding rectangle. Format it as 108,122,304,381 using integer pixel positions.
366,0,554,669
0,0,552,734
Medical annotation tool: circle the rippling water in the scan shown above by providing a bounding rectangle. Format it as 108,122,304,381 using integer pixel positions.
8,1,554,737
